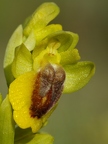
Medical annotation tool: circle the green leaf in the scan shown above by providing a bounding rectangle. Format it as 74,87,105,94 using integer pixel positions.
3,25,23,86
23,2,60,37
12,44,33,78
63,61,95,93
0,96,15,144
60,49,81,65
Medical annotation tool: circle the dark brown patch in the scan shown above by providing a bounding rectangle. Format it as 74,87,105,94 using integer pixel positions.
29,64,65,118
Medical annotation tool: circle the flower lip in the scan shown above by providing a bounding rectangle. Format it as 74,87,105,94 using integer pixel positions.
30,63,65,118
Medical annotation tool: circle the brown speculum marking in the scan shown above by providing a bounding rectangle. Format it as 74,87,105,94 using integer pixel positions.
29,64,65,118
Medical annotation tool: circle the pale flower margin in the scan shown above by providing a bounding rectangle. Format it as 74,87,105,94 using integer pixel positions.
0,2,95,144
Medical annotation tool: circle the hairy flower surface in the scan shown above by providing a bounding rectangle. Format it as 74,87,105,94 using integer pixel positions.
3,2,95,133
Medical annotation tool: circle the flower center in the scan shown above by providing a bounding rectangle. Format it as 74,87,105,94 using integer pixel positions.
33,41,61,72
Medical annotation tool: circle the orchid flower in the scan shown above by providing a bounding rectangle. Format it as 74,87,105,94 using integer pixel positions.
0,2,95,144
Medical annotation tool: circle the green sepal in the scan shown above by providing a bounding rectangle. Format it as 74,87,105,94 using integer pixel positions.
67,31,79,50
23,2,60,37
33,24,62,45
12,44,33,78
63,61,95,93
60,49,81,65
24,31,36,51
3,25,23,86
0,96,15,144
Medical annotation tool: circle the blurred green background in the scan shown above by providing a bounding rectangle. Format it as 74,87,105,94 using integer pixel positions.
0,0,108,144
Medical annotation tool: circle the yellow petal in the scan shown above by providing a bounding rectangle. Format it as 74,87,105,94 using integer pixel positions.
9,71,43,132
9,71,36,110
14,106,42,133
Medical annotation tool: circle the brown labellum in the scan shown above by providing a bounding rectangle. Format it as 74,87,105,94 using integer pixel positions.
29,63,65,118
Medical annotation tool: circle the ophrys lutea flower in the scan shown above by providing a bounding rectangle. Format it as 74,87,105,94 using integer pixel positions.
3,2,95,133
9,63,65,133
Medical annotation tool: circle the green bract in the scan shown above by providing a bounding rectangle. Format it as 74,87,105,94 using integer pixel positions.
0,96,15,144
2,2,95,144
15,127,54,144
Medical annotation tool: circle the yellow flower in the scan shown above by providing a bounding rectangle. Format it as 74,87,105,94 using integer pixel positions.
4,2,95,133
